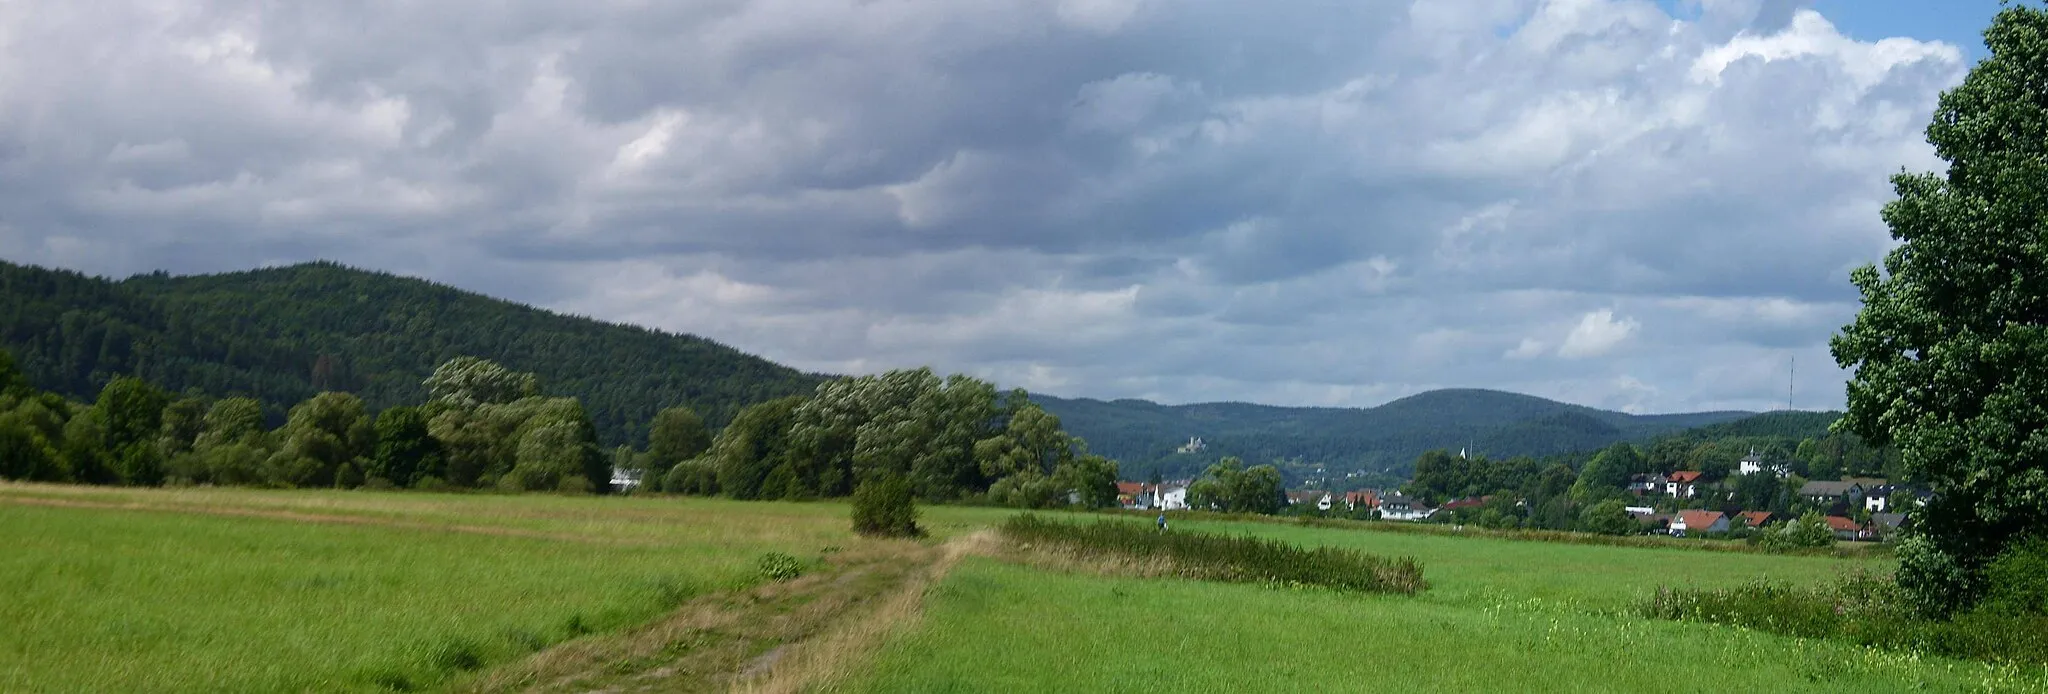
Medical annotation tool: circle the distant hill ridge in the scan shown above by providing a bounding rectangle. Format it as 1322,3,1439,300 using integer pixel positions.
1,258,1755,459
1036,388,1754,475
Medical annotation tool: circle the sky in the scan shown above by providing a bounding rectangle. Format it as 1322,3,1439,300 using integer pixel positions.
0,0,2018,414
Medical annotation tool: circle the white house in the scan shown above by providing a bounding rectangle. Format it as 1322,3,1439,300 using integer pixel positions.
1672,510,1729,536
1155,483,1190,511
610,467,644,492
1666,471,1703,499
1379,494,1436,522
1739,449,1789,477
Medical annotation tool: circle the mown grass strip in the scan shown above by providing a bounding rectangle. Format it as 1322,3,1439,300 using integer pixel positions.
999,514,1426,594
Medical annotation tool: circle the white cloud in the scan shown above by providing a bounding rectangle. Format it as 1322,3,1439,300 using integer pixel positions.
0,0,1982,413
1505,338,1547,360
1557,309,1640,359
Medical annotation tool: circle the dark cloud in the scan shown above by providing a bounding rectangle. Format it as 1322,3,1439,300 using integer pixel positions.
0,0,1974,413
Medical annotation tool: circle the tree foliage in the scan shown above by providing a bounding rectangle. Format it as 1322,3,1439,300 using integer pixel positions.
850,472,921,538
1830,5,2048,615
1187,457,1284,514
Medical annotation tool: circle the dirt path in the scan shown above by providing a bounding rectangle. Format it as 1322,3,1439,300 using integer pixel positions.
451,531,992,694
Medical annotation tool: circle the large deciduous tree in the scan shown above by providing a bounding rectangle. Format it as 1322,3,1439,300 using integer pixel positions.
270,392,375,488
94,376,171,486
425,356,539,409
370,406,442,486
1831,5,2048,615
645,406,712,478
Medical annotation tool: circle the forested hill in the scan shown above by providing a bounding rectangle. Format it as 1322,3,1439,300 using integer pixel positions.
0,260,827,444
1035,389,1753,477
1,257,1753,460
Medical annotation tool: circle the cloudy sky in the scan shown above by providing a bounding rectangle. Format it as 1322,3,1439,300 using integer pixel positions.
0,0,2008,414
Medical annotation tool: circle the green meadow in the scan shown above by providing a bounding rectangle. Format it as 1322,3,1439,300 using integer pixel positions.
0,483,1004,693
845,517,2048,694
7,485,2047,693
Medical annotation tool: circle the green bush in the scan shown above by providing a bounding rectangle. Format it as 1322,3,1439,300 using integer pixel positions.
999,514,1426,595
850,474,921,538
1982,537,2048,616
1640,568,2048,666
757,552,805,582
1754,512,1836,552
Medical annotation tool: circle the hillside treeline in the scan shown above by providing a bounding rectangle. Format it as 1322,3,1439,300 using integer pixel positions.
0,260,824,446
0,348,1118,508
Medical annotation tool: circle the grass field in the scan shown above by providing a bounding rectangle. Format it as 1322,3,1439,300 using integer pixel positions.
843,517,2048,693
0,483,1007,693
8,484,2047,693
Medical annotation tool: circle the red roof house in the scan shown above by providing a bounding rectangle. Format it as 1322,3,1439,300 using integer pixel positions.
1673,510,1728,535
1737,511,1774,528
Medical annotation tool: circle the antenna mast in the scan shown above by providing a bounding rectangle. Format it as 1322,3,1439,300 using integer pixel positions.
1788,355,1795,411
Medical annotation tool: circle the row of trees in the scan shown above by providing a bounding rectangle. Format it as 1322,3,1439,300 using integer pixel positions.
1,351,1122,510
0,352,613,493
627,367,1119,508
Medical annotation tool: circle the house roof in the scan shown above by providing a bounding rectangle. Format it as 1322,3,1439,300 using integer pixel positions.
1737,511,1773,528
1676,510,1725,530
1115,482,1148,495
1872,513,1908,529
1668,471,1704,484
1381,493,1428,508
1800,481,1863,497
1823,516,1861,531
1442,495,1493,510
1345,490,1380,506
1843,477,1890,488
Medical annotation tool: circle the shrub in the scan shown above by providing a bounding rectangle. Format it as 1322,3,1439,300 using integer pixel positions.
998,514,1426,595
1755,512,1835,552
1981,536,2048,616
1641,568,2048,667
757,552,805,582
850,474,921,538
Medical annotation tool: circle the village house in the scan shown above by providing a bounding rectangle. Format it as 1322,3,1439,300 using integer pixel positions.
1666,471,1703,499
1627,473,1667,495
1379,493,1436,522
1800,480,1865,507
1736,511,1774,529
1344,490,1380,512
1116,482,1153,510
1155,482,1190,511
1441,496,1493,513
1287,490,1334,511
1738,449,1789,477
1861,482,1911,513
1872,512,1910,540
1823,515,1870,541
1672,509,1729,536
1628,508,1671,532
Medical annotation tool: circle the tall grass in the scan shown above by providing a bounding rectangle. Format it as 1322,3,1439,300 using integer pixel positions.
998,514,1427,595
1105,508,1886,558
1640,571,2048,666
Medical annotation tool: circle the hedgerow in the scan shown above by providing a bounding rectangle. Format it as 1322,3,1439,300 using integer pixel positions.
998,514,1426,595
